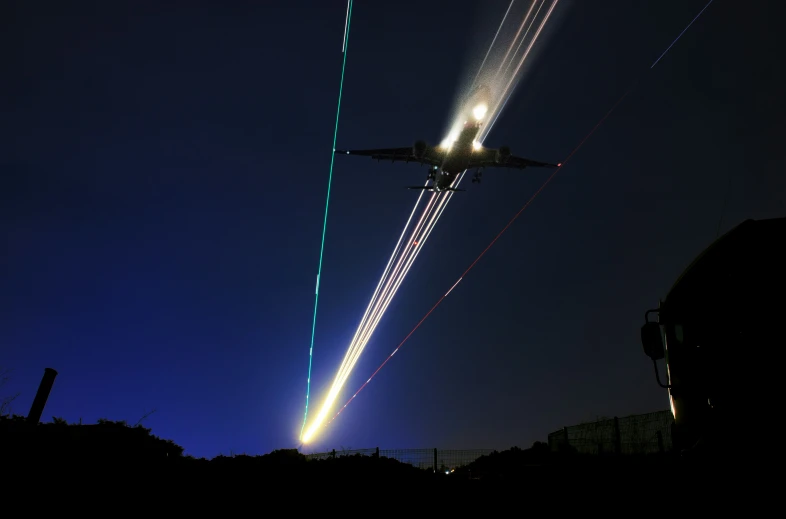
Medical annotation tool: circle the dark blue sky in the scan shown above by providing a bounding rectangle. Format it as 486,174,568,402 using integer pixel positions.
2,1,783,458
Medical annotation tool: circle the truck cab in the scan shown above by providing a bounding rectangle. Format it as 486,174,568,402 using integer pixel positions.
641,217,785,460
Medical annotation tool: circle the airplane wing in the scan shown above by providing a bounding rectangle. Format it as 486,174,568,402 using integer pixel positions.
334,146,443,167
467,148,560,170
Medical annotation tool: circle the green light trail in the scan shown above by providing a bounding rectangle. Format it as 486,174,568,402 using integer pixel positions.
300,0,353,441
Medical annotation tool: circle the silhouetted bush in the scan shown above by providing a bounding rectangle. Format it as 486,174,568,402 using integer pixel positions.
2,414,183,466
2,415,678,484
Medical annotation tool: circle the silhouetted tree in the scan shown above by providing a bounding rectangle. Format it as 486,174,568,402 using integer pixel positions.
132,408,156,427
0,367,20,417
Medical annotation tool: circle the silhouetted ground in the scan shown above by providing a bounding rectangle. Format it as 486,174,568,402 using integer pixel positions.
1,414,751,491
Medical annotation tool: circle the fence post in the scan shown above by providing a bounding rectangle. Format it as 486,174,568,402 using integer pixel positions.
331,449,336,459
375,446,379,458
613,416,621,455
433,448,437,473
657,431,664,454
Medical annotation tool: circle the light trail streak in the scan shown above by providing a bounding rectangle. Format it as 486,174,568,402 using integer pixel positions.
444,276,463,297
302,190,455,443
338,185,429,378
342,0,351,52
487,0,559,137
304,168,468,443
350,197,440,351
301,0,554,445
333,193,449,390
323,0,717,432
650,0,714,68
299,0,353,440
473,0,517,84
332,169,466,382
332,190,440,386
495,0,539,78
500,0,546,79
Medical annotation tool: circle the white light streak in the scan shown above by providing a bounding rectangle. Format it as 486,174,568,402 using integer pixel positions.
473,0,517,84
342,0,351,52
302,182,463,443
302,0,562,444
499,0,546,78
495,0,539,77
487,0,560,137
445,277,463,297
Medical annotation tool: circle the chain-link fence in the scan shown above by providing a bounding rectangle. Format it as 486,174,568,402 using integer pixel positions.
305,410,673,470
305,448,494,472
547,409,673,455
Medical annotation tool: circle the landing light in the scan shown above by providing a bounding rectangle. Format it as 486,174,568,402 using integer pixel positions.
472,140,481,150
472,103,488,121
440,130,459,150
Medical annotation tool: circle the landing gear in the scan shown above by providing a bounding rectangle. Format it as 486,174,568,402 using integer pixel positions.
471,168,483,184
426,165,438,181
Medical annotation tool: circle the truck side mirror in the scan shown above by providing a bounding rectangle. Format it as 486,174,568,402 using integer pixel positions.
641,322,664,360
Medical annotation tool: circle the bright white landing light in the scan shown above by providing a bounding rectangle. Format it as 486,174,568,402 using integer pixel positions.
472,103,488,121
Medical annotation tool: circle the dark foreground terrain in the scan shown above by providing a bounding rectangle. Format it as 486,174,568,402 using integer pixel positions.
2,414,754,494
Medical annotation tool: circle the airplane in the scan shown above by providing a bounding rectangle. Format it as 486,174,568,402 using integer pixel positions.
334,96,561,193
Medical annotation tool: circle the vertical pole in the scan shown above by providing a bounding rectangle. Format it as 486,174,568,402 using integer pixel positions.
433,448,437,473
375,446,379,458
26,368,58,424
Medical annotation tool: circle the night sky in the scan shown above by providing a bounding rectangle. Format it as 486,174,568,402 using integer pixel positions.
2,1,783,458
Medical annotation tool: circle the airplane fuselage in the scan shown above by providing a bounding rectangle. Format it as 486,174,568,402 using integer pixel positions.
432,122,481,192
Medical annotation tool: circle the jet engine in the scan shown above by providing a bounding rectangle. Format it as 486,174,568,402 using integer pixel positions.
412,140,427,159
496,145,511,164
